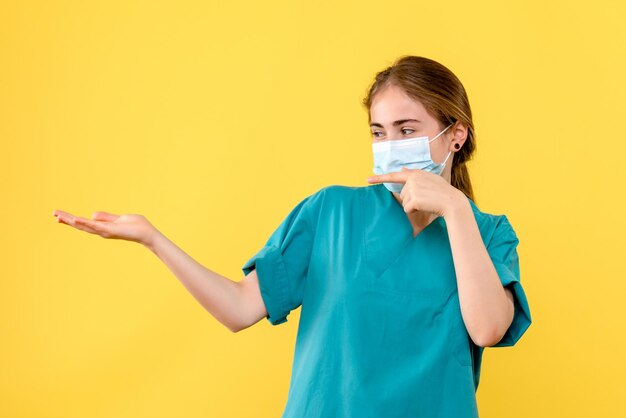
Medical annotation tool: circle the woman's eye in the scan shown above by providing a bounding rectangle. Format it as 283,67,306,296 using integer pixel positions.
401,128,415,135
372,132,383,138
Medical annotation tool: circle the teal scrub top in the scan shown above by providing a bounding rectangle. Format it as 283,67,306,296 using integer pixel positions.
242,183,532,418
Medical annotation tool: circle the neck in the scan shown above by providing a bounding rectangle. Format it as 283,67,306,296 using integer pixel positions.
442,169,451,184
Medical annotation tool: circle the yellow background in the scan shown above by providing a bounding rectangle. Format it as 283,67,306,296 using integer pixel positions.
1,0,625,417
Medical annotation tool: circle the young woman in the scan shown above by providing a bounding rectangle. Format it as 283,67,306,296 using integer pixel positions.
53,55,532,417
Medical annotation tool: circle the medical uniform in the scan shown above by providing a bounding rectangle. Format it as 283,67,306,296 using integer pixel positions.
241,183,532,418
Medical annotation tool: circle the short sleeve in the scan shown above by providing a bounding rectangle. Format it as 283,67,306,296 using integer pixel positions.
241,190,322,326
487,215,532,347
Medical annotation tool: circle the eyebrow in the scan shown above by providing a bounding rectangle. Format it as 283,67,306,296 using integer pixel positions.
369,119,422,128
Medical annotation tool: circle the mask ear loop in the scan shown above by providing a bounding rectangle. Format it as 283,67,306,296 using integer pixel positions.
441,149,453,167
428,123,454,143
433,123,455,169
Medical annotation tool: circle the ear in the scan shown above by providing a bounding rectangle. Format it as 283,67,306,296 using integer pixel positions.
450,121,469,148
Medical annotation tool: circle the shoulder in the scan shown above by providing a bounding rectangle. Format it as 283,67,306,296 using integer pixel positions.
466,197,519,246
297,184,369,219
304,184,367,205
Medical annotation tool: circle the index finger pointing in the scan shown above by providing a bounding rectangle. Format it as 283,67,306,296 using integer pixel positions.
367,171,408,184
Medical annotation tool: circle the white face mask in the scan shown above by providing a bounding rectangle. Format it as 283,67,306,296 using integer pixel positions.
371,123,454,193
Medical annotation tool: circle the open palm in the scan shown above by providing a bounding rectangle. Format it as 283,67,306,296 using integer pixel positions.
52,210,157,246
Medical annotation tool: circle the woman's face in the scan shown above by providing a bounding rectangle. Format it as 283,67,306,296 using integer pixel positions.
369,83,461,180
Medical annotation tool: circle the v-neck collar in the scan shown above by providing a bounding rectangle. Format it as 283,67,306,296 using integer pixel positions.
362,183,456,293
374,183,444,241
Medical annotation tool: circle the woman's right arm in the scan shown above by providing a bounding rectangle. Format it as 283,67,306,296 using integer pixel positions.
52,210,269,333
145,231,269,333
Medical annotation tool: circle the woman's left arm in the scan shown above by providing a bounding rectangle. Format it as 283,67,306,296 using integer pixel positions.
443,194,515,347
366,168,515,347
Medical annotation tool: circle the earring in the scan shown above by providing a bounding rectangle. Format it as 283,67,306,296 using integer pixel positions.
454,143,460,150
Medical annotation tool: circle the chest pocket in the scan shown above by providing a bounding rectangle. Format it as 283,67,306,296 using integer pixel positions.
363,217,458,300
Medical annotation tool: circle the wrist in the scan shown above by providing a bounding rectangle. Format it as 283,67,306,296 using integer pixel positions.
143,228,165,254
443,189,470,219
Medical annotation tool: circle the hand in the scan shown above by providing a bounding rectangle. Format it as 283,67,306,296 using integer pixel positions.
52,210,159,247
367,167,464,217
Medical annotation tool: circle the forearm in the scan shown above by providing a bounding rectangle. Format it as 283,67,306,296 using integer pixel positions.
144,230,244,333
444,194,514,347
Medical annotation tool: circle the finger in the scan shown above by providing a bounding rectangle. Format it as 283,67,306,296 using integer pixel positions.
53,210,76,219
74,217,109,231
367,171,409,184
402,196,416,213
75,218,118,238
55,212,76,225
400,182,409,199
92,211,119,222
71,220,101,235
57,214,101,235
